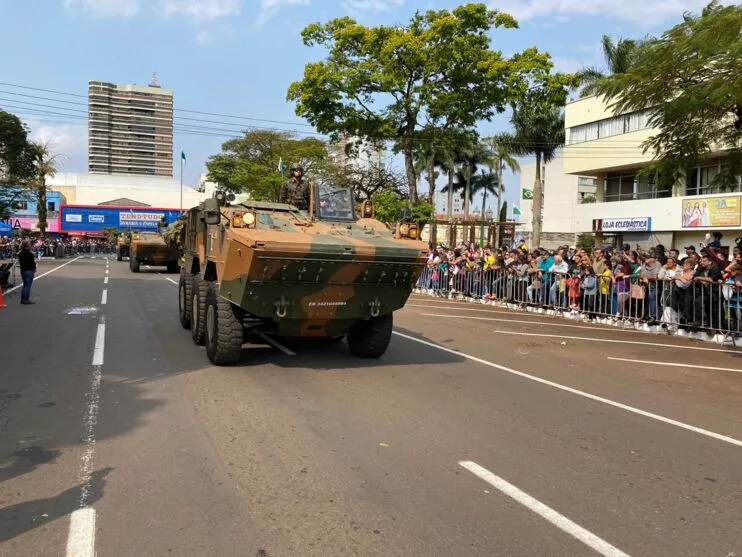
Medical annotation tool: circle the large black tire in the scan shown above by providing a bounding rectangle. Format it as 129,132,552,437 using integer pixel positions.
205,287,244,366
167,260,180,273
129,255,140,273
190,275,210,345
347,314,393,358
117,249,122,262
178,271,192,329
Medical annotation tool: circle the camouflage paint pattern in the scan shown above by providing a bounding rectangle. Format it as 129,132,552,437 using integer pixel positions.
182,199,428,338
130,232,181,267
116,232,131,258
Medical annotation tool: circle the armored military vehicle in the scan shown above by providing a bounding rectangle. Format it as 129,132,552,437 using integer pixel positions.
129,227,181,273
116,232,131,261
178,184,428,365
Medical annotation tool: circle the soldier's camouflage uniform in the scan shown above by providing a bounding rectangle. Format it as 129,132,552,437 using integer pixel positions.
279,177,309,210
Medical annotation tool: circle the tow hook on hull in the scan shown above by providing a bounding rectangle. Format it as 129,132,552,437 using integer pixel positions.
274,295,289,318
369,296,381,318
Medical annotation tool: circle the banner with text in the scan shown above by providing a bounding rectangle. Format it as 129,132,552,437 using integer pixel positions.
681,196,740,228
592,217,651,233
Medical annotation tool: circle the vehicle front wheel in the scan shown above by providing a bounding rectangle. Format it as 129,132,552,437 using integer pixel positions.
117,250,123,262
205,287,244,365
129,255,140,273
178,271,192,329
190,275,210,345
347,314,393,358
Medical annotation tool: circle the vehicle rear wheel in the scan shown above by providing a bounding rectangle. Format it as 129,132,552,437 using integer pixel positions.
178,271,192,329
129,255,140,273
205,287,244,366
167,261,180,273
117,250,122,262
190,275,210,345
347,314,393,358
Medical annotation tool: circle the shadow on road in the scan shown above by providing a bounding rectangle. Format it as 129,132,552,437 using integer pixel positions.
0,446,61,484
0,467,112,544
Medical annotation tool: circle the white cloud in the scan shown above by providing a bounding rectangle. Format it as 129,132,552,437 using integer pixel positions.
24,119,87,171
194,25,236,45
63,0,139,18
158,0,242,20
489,0,725,26
550,56,583,74
254,0,310,29
342,0,403,15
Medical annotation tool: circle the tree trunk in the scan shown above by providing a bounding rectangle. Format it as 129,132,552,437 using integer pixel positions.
403,129,417,206
37,177,47,235
532,151,543,248
463,175,470,221
446,169,453,217
495,157,502,248
427,160,435,205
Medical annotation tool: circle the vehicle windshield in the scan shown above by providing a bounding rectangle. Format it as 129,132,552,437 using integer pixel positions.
316,184,355,221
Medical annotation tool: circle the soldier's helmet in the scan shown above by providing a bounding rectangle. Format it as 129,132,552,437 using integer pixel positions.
290,163,304,174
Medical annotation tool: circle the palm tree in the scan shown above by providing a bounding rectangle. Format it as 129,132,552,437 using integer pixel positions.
503,102,565,248
32,141,63,235
470,170,500,219
454,139,490,221
484,135,521,241
578,35,645,97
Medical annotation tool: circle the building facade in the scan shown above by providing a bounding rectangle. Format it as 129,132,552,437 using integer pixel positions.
0,190,66,233
88,79,174,177
560,95,740,250
517,156,596,248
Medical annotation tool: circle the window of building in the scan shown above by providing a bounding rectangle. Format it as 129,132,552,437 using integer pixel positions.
567,109,651,145
47,202,56,212
17,201,28,210
605,174,637,201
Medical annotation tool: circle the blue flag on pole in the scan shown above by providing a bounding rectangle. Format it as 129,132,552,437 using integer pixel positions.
181,150,186,163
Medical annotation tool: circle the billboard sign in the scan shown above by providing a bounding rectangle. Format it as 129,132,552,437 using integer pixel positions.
681,196,740,228
1,216,60,232
59,205,183,233
592,217,651,233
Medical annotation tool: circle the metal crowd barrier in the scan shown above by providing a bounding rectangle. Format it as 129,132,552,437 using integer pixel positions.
416,266,741,341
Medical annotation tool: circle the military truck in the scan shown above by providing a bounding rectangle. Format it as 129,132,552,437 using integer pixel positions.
129,227,181,273
178,185,428,365
116,232,131,261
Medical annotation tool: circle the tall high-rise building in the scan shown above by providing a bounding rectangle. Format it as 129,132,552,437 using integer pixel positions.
88,77,173,176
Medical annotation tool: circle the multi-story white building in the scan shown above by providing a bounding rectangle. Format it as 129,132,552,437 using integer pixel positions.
526,94,741,253
518,155,596,248
436,189,465,215
88,78,174,177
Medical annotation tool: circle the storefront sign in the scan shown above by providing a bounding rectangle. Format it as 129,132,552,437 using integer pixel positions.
592,217,651,233
60,205,183,233
682,196,740,228
1,216,60,232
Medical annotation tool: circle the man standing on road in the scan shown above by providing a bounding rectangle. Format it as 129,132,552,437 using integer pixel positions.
279,164,309,210
18,241,36,305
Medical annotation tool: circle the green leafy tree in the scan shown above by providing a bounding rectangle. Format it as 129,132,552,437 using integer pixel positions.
371,189,407,225
577,35,645,97
577,233,596,250
410,201,433,226
595,1,742,189
502,92,565,247
32,141,63,234
471,170,501,219
0,110,36,218
484,134,520,222
206,130,328,201
287,3,562,206
497,200,509,246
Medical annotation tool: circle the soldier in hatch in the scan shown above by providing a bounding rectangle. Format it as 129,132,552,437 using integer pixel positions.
279,164,309,210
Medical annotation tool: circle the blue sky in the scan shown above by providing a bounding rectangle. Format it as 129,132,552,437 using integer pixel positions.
0,0,717,213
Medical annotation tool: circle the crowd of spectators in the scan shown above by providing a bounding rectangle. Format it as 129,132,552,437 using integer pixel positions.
0,236,114,260
421,231,742,335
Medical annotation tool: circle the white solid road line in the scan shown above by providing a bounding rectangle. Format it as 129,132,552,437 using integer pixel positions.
104,277,109,285
66,507,97,557
419,312,602,331
257,333,297,356
607,356,742,374
459,461,631,557
165,277,178,285
92,323,106,366
4,256,82,294
392,331,742,449
101,289,107,305
488,329,736,354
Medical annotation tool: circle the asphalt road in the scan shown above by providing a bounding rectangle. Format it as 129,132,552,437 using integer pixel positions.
2,256,742,557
